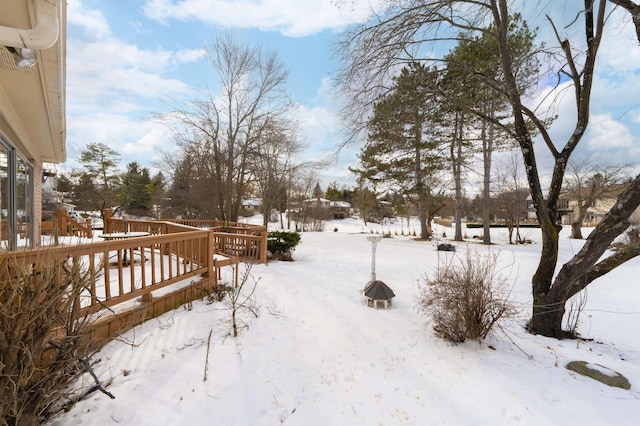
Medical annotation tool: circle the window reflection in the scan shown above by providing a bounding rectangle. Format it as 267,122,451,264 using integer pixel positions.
16,156,32,248
0,139,34,250
0,144,8,250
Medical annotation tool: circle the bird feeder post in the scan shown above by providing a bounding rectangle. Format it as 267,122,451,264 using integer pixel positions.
367,235,383,283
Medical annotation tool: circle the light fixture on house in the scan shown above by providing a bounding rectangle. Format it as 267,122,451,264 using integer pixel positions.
5,46,37,68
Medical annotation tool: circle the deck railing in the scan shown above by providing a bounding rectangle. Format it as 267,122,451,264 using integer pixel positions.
213,231,267,263
166,218,261,231
105,212,268,264
2,212,266,338
107,221,267,264
3,230,215,319
55,208,93,238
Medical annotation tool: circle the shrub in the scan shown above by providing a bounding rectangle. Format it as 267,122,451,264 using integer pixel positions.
417,250,516,342
0,251,104,424
267,231,302,261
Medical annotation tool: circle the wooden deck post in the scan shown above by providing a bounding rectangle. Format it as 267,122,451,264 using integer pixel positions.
205,230,215,279
103,208,113,233
259,230,268,264
56,207,68,236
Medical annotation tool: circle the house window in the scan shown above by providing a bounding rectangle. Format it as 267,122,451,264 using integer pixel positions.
0,135,34,250
1,143,8,248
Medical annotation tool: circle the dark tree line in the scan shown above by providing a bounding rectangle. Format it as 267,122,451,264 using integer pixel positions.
56,142,164,217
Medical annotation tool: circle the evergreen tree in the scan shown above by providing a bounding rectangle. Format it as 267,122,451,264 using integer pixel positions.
324,181,343,201
352,63,447,239
444,14,540,243
121,162,154,215
78,142,122,213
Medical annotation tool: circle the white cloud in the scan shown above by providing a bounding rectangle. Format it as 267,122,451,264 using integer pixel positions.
529,81,577,154
66,113,175,171
67,0,112,40
65,2,189,168
121,126,175,163
143,0,386,37
586,114,635,150
67,44,192,105
66,21,201,121
67,1,202,114
175,48,207,63
597,9,640,74
293,98,360,188
295,103,342,152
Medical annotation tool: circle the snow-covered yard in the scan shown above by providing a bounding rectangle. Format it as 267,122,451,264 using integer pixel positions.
50,217,640,425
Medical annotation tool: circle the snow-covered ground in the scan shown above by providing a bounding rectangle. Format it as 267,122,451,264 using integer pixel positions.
50,216,640,425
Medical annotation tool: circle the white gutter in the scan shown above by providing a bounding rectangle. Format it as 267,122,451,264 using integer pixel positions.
0,0,59,49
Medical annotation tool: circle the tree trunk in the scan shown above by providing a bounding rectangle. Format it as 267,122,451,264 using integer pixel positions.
453,111,464,241
286,188,292,230
570,222,583,239
530,173,640,337
412,109,430,240
482,105,494,245
527,292,567,338
529,216,569,339
418,207,429,239
262,203,270,227
529,217,562,335
415,138,429,239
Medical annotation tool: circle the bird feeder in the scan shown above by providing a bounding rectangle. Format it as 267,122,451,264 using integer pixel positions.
363,235,395,309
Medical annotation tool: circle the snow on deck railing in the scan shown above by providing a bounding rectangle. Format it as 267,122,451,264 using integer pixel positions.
2,213,267,332
2,229,215,319
103,211,267,264
110,214,268,264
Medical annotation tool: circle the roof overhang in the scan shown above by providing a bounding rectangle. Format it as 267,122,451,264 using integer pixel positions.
0,0,66,164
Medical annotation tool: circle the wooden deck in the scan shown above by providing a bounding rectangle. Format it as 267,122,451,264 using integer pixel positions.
1,213,267,341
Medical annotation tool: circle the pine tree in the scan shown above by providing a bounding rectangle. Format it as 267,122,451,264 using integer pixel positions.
352,63,447,239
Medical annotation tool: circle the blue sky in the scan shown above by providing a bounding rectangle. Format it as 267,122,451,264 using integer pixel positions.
64,0,380,187
63,1,640,192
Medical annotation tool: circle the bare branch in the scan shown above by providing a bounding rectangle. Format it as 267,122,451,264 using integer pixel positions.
552,173,640,299
585,241,640,284
609,0,640,42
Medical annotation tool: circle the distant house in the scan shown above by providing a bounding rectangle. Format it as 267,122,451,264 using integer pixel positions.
302,197,352,219
331,201,352,219
242,197,262,208
558,196,606,226
0,0,67,250
557,184,632,226
527,183,640,227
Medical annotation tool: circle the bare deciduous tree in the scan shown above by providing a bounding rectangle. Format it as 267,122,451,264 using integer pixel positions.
163,34,292,221
251,119,303,227
562,158,629,239
494,150,530,244
226,264,259,337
